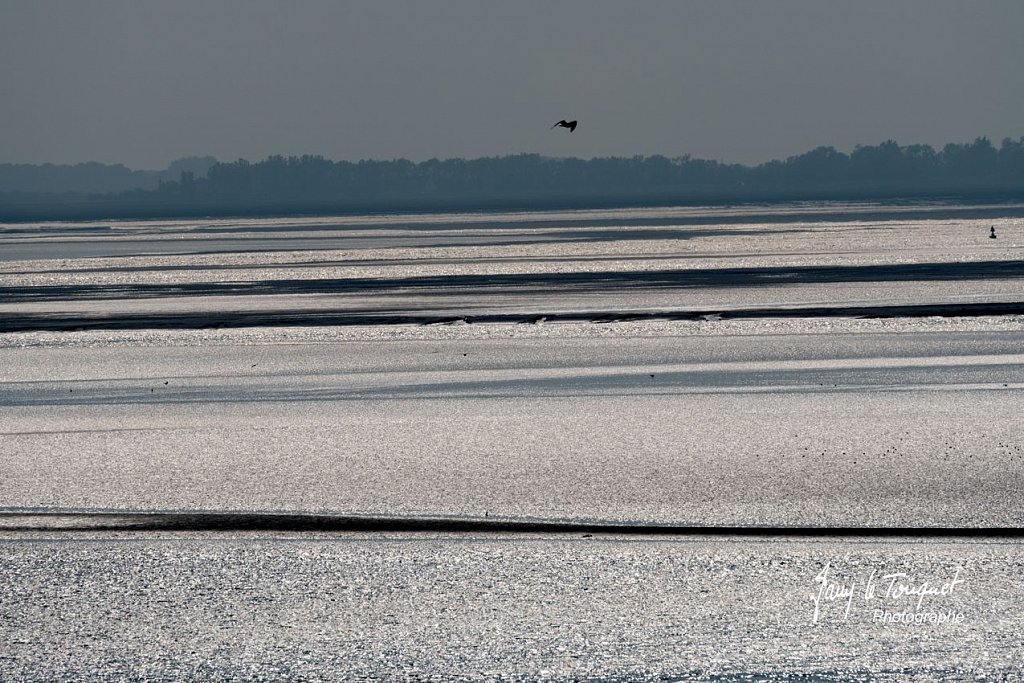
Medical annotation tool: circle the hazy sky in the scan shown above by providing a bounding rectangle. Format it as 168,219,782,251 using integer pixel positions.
3,0,1023,169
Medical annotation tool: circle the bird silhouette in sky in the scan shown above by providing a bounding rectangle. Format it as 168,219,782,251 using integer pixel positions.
551,119,577,132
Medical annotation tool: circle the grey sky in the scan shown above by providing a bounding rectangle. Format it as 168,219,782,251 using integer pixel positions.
2,0,1023,169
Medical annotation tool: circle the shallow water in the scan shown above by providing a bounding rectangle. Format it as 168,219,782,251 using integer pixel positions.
1,201,1022,679
1,534,1020,681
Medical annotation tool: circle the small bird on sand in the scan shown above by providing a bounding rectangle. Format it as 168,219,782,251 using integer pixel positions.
990,226,997,239
551,119,577,132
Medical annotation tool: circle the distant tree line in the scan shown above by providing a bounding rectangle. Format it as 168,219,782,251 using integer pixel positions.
2,138,1023,220
0,156,216,195
146,137,1024,203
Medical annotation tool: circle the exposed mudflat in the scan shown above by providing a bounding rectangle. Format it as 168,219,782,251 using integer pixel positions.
1,202,1022,679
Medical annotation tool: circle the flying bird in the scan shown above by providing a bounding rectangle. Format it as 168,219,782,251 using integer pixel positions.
551,119,577,132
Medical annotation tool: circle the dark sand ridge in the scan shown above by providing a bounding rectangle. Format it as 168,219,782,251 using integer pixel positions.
2,260,1022,303
2,509,1023,537
2,301,1022,333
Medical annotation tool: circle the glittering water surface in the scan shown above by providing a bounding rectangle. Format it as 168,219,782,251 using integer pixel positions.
1,202,1022,679
0,535,1020,681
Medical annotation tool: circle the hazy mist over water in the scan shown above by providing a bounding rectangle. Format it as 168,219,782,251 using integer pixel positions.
2,0,1023,168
